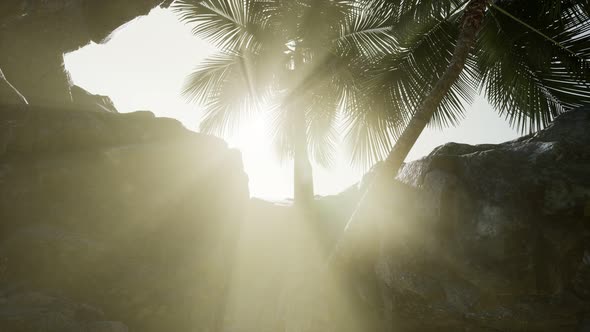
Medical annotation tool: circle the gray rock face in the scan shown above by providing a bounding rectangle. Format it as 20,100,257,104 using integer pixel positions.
86,321,129,332
331,107,590,331
1,102,588,331
0,105,249,331
0,289,115,332
0,0,171,109
70,85,118,113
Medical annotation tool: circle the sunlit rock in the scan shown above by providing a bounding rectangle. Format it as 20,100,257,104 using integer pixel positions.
70,85,118,113
327,106,590,331
1,101,588,331
0,105,249,331
0,289,112,331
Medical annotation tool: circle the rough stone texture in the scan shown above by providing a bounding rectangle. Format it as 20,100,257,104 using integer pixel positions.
1,102,588,331
327,107,590,331
0,105,249,331
0,288,117,332
70,85,118,113
0,0,172,109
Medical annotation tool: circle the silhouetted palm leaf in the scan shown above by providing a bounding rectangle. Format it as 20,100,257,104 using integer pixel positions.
365,6,479,132
361,0,589,136
477,0,590,131
174,0,260,50
174,0,403,170
182,52,268,136
331,0,590,268
341,87,399,170
335,2,397,59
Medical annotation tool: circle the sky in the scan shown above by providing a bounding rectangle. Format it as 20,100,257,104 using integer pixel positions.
64,7,520,200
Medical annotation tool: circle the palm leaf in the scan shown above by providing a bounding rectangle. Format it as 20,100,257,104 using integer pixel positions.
341,84,402,170
478,1,590,132
182,52,268,136
305,81,342,168
335,1,397,59
173,0,260,50
268,95,295,164
367,9,479,132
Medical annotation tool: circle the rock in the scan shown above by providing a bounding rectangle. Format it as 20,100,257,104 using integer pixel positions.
70,85,118,113
0,0,172,109
86,321,129,332
0,289,107,332
0,104,249,331
579,315,590,332
1,98,588,332
0,67,28,106
324,106,590,331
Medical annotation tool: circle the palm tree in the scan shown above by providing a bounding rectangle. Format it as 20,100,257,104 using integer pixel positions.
381,0,589,171
172,0,404,206
333,0,590,260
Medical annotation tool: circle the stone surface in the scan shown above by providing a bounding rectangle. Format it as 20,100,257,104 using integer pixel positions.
0,0,172,109
0,105,249,331
86,321,129,332
325,107,590,331
70,85,118,113
1,102,589,331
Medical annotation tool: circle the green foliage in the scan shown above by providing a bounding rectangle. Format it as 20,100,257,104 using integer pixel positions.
173,0,401,169
479,0,590,132
359,0,589,135
174,0,590,170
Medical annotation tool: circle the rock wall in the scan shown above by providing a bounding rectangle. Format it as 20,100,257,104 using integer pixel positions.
0,0,172,109
0,105,249,331
0,101,588,332
326,107,590,331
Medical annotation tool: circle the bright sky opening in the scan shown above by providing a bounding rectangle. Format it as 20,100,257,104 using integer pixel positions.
64,7,520,200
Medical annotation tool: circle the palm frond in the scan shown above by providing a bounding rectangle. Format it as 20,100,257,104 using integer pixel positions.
299,0,354,48
173,0,259,50
305,84,342,168
367,10,479,131
340,84,403,170
335,2,397,59
478,1,590,132
395,0,468,26
268,96,294,164
274,48,351,166
182,52,268,136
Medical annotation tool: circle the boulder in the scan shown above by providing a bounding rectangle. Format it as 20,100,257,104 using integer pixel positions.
0,0,172,109
0,288,111,332
0,104,249,331
70,85,118,113
324,107,590,331
1,101,588,332
86,321,129,332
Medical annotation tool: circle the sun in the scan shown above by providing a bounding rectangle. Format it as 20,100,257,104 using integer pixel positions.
64,6,364,200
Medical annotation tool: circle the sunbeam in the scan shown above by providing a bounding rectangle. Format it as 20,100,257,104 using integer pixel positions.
64,7,519,200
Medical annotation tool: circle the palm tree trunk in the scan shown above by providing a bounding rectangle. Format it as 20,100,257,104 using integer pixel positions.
291,49,314,207
330,0,489,263
293,105,314,207
385,0,489,172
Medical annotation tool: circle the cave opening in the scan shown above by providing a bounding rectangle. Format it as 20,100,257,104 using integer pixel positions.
63,6,365,200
